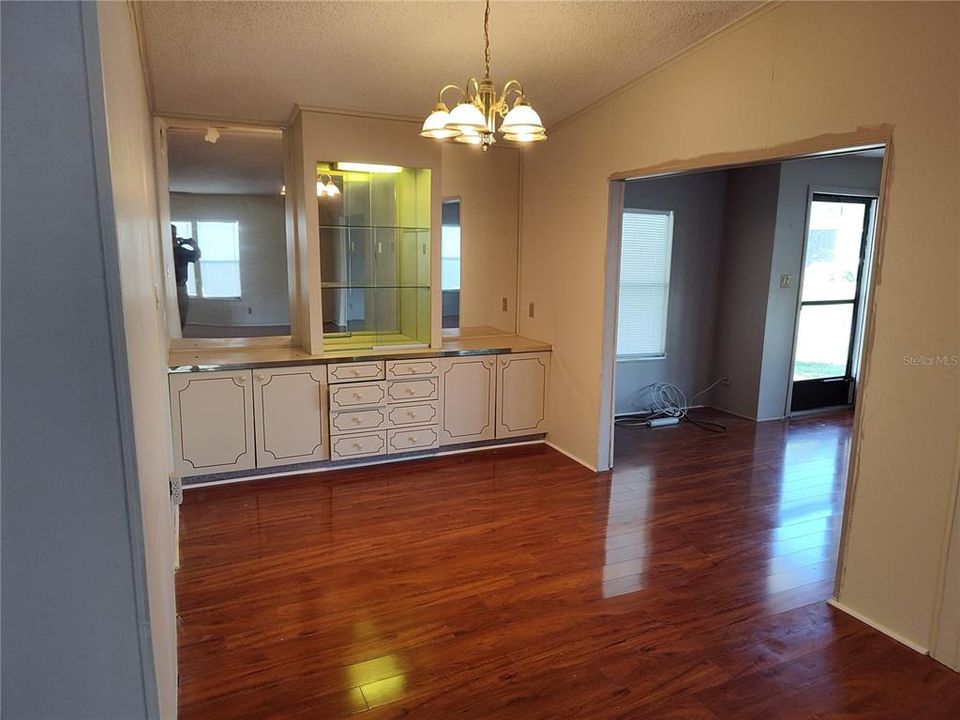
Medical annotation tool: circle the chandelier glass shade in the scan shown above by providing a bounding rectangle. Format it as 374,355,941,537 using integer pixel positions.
420,0,546,150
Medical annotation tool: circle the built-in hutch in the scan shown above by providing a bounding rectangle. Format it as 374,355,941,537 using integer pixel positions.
161,107,549,484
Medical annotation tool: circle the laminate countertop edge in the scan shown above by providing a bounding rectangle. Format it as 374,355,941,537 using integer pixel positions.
168,335,552,374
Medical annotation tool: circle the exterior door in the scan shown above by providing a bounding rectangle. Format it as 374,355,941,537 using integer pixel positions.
254,366,328,468
169,369,255,476
439,356,496,445
791,194,874,412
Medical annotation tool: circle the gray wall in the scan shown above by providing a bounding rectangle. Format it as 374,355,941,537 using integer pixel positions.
756,154,883,419
616,171,728,414
1,2,157,717
710,164,783,419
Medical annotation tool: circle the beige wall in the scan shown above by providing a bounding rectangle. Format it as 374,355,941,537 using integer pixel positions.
520,1,959,654
293,109,442,352
97,1,178,715
441,144,520,332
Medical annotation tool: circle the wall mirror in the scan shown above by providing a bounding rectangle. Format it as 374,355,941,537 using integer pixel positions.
163,123,291,340
317,161,432,351
438,145,520,336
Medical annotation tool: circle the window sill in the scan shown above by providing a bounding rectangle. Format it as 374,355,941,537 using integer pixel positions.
617,354,666,363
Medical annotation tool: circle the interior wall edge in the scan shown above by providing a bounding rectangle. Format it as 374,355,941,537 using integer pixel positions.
80,1,161,716
930,436,960,669
827,599,929,656
548,1,784,136
545,441,599,474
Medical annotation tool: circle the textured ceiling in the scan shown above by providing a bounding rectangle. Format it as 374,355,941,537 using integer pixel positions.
141,1,762,126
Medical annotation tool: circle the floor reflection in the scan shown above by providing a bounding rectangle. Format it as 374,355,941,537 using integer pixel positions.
175,409,901,720
766,418,849,596
611,409,853,606
602,465,651,598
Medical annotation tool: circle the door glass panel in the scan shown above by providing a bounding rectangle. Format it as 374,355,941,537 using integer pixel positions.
793,303,854,380
801,200,865,302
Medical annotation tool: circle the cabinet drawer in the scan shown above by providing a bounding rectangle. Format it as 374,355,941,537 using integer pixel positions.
386,359,439,379
328,361,385,383
330,407,387,435
386,377,438,403
387,401,439,428
329,381,386,411
330,431,387,461
387,426,440,454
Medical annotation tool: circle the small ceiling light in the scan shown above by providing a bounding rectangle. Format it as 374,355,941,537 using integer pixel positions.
420,0,546,150
316,175,341,198
204,127,220,144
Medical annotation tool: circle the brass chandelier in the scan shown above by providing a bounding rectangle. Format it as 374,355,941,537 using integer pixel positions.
420,0,546,150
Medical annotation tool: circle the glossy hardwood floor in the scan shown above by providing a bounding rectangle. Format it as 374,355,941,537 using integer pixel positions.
177,410,960,718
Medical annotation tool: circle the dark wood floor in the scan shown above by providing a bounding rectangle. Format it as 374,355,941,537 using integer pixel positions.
177,410,960,718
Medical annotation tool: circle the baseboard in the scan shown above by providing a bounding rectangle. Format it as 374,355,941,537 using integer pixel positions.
827,598,929,655
614,403,709,420
545,441,599,473
184,439,547,490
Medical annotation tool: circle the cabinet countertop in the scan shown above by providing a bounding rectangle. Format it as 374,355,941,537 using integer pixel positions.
168,331,551,374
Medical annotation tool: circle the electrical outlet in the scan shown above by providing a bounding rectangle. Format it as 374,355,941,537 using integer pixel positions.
528,302,535,318
780,273,792,289
502,297,508,312
721,376,731,387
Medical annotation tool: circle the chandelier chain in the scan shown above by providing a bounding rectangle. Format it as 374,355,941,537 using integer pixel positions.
483,0,491,78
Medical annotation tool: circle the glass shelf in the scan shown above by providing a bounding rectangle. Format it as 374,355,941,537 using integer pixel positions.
319,225,430,232
318,162,432,349
321,283,431,290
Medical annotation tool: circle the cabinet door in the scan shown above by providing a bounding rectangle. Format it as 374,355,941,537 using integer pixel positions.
254,366,328,468
169,370,255,477
439,356,496,445
495,352,550,439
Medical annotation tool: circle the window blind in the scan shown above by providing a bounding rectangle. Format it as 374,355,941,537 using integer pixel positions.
617,210,673,358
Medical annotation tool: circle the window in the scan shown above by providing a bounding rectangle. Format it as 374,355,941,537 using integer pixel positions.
441,225,461,291
173,220,242,298
441,201,461,291
616,210,673,358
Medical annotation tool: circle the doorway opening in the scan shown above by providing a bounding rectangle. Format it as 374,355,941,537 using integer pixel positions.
599,141,888,609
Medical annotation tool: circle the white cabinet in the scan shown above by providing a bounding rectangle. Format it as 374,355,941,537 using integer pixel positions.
386,359,439,379
253,366,328,468
439,356,497,445
327,359,441,462
170,350,551,478
169,370,256,477
328,361,384,383
330,431,387,461
495,352,550,439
